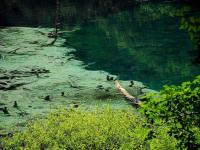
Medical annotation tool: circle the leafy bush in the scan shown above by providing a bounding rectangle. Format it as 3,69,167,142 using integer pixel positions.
140,76,200,150
179,16,200,43
1,108,178,150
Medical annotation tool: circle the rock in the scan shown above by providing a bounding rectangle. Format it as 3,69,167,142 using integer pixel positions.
106,75,114,81
0,107,9,114
73,103,79,108
13,101,18,108
105,87,111,92
129,81,134,87
17,111,29,117
44,95,50,101
96,85,104,89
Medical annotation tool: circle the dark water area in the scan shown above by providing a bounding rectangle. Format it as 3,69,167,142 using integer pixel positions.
0,0,200,90
66,5,200,90
0,0,134,27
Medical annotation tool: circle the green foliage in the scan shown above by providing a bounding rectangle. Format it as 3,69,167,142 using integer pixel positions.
1,109,178,150
138,3,178,21
140,76,200,149
179,16,200,43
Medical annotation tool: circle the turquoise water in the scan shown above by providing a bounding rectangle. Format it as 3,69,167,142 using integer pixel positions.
0,1,200,133
0,1,200,90
65,9,200,90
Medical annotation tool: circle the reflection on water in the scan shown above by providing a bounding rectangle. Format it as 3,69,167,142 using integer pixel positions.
0,0,134,27
67,5,200,90
0,0,199,90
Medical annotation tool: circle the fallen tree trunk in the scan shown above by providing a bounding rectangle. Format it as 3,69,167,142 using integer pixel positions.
115,80,141,108
0,81,29,90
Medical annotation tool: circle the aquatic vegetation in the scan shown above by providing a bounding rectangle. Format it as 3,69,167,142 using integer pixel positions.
140,76,200,149
0,108,178,150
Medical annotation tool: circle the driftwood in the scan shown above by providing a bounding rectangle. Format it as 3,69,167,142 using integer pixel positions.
115,80,141,108
8,48,20,54
0,67,50,90
0,81,27,90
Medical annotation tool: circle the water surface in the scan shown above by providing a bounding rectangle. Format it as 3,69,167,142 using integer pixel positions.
66,6,200,90
0,1,200,90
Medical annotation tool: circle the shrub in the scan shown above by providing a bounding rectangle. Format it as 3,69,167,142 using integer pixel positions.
140,75,200,150
1,108,178,150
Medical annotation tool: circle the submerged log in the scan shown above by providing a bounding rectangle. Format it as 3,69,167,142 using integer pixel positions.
8,48,20,54
0,81,27,90
115,80,141,108
0,67,50,90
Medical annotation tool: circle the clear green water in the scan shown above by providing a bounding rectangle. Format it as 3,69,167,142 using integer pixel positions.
65,9,200,90
1,1,200,90
0,1,200,132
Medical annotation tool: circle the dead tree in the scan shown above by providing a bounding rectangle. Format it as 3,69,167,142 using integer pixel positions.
115,80,141,108
48,0,60,45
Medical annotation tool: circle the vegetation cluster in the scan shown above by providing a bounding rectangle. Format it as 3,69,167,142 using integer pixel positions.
0,108,177,150
140,76,200,149
1,76,200,149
